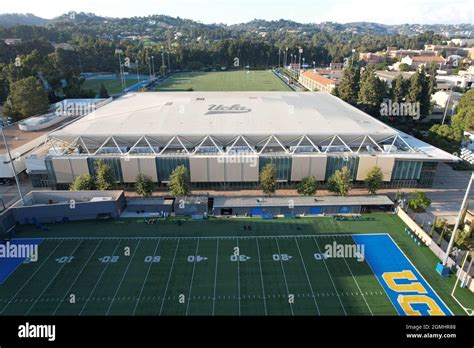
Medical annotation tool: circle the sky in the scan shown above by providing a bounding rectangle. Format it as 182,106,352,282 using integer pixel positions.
1,0,473,25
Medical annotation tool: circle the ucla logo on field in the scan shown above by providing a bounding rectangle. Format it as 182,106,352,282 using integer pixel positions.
382,270,446,316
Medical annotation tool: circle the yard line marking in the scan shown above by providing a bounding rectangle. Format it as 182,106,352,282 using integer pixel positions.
312,237,347,315
18,233,388,241
0,240,64,314
336,238,373,315
133,239,161,315
294,238,320,315
255,238,268,315
52,240,103,315
159,239,180,315
106,240,142,315
212,239,219,316
79,239,122,315
185,239,200,316
237,238,241,316
274,238,294,316
25,240,84,315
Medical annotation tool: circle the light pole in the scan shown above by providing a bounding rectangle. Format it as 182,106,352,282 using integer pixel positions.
151,56,155,76
148,56,152,79
161,52,166,75
135,60,140,83
115,49,125,91
285,47,288,67
443,172,474,266
313,61,316,69
442,87,453,125
298,47,303,71
278,48,281,68
0,126,25,205
167,51,171,73
302,57,305,69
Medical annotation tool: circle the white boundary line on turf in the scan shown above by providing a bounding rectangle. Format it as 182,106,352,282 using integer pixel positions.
332,236,373,316
236,238,241,316
133,239,161,315
79,239,122,316
25,240,85,315
255,238,268,315
159,239,180,315
385,233,454,316
212,239,219,315
185,239,200,315
13,233,389,241
312,236,347,315
294,237,320,316
274,237,294,316
106,240,142,315
52,239,103,315
0,240,64,315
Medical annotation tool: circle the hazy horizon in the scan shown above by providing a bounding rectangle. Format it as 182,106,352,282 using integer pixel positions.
0,0,472,25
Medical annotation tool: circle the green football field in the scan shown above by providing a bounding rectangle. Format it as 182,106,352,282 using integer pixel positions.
82,78,145,95
0,214,472,316
153,70,291,91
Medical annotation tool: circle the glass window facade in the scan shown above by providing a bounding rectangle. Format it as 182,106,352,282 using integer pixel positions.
156,157,190,182
45,158,57,186
259,156,292,181
418,161,438,187
87,157,123,183
325,156,359,181
391,161,423,180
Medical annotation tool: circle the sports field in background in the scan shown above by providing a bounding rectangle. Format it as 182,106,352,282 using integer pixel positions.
82,74,148,95
153,70,292,91
0,214,472,316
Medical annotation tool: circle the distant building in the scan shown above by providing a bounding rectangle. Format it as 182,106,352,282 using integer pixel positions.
401,55,446,69
4,38,22,46
299,70,337,93
449,38,474,47
359,52,385,65
387,47,436,59
329,62,344,70
52,43,75,51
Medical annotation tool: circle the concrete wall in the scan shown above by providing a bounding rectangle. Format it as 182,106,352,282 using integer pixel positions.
11,192,126,224
0,209,16,235
190,156,259,182
290,156,327,181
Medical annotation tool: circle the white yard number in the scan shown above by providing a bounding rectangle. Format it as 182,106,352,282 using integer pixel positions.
56,256,74,264
144,256,161,263
230,255,250,262
273,254,292,261
100,256,119,263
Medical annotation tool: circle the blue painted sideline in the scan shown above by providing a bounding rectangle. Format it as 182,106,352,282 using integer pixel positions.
352,234,452,316
0,239,43,284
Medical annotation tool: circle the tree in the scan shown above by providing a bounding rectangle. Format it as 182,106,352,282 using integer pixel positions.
94,159,114,190
297,176,317,196
398,63,410,72
407,67,431,118
135,173,154,197
327,166,352,196
98,83,109,98
408,191,431,213
427,62,438,96
169,165,190,196
4,76,49,120
358,68,387,116
451,89,474,131
364,166,383,195
391,74,409,103
259,163,277,195
70,174,96,191
337,64,360,105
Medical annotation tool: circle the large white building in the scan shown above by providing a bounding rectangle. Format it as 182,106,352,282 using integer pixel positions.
28,92,458,189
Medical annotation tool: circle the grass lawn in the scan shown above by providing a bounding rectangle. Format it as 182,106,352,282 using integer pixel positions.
153,70,291,91
0,214,472,316
82,78,145,95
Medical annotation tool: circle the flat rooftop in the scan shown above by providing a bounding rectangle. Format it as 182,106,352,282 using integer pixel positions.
213,195,394,208
50,92,397,142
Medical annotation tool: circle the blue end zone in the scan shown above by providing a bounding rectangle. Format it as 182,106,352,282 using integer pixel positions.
0,239,43,284
352,234,452,316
